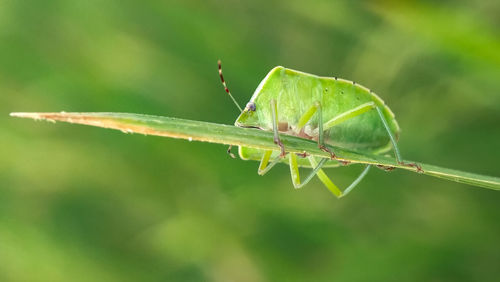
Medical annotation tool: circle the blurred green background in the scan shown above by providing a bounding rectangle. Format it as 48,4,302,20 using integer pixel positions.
1,0,500,281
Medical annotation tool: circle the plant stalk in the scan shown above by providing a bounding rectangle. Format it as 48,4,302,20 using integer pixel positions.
10,112,500,190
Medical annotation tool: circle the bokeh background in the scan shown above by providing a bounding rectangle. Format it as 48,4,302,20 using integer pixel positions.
1,0,500,281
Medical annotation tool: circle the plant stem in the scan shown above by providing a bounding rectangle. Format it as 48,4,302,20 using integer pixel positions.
10,112,500,190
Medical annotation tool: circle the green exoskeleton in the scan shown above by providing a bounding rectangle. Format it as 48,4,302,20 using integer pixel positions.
218,61,421,197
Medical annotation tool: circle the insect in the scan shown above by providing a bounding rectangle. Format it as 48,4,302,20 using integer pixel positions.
219,61,421,197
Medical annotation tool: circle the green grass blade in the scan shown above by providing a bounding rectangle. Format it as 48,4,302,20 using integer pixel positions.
10,112,500,191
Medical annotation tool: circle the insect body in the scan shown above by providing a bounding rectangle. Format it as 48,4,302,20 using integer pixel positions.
218,61,419,197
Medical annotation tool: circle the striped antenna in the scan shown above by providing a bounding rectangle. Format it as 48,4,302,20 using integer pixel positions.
218,60,243,112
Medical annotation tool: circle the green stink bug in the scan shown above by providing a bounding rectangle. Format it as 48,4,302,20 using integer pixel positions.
218,61,421,197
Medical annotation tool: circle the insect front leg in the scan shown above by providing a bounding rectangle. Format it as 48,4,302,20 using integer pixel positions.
256,98,289,176
270,99,286,158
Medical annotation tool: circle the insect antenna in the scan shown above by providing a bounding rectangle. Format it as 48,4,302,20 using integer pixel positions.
218,60,243,112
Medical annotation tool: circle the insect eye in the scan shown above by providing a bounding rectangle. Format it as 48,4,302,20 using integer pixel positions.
246,102,256,111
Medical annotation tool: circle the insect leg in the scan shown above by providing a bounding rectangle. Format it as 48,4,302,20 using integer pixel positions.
374,107,422,172
258,150,281,175
270,99,286,157
296,102,319,129
374,106,401,162
339,165,371,198
307,156,342,197
316,103,337,159
296,102,336,159
289,153,329,189
322,102,422,172
226,145,236,158
257,99,289,175
309,156,371,197
322,102,385,161
323,102,376,129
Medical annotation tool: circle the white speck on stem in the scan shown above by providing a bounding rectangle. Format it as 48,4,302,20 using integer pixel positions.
188,137,193,142
120,128,134,134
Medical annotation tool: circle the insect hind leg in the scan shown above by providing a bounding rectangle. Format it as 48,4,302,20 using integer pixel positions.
321,102,422,173
374,107,423,173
